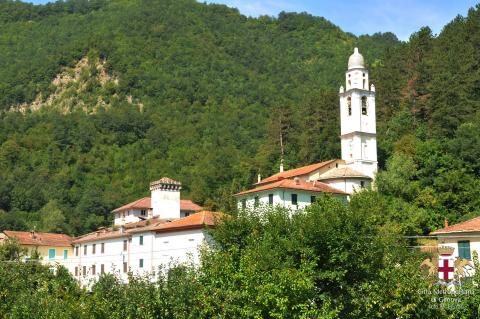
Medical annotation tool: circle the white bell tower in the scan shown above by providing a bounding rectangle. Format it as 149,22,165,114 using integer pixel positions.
339,48,377,179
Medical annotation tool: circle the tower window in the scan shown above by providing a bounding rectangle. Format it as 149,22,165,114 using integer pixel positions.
347,97,352,116
361,96,367,115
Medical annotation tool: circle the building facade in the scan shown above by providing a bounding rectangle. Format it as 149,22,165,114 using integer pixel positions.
68,178,221,284
0,230,73,269
235,48,376,209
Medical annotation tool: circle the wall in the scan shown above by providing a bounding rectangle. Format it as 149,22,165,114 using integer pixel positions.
151,188,180,219
237,189,347,211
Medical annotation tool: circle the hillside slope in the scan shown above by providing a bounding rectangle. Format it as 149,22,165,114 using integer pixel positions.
0,0,478,235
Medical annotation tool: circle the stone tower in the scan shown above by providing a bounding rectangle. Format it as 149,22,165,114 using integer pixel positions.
338,48,378,179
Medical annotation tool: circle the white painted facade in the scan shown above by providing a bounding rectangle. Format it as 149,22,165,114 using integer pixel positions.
437,233,480,263
114,208,150,226
69,228,209,285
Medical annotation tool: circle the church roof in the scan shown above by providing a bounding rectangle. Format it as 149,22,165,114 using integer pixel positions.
431,216,480,235
235,178,346,196
112,198,202,213
3,230,73,247
348,47,365,69
256,160,337,186
318,167,371,180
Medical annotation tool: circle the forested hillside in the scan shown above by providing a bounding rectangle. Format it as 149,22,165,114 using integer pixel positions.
0,0,478,235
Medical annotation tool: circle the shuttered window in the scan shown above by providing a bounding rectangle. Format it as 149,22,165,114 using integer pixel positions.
458,241,471,260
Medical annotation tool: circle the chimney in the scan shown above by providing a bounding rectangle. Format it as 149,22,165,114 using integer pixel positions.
257,174,261,183
294,177,300,185
30,230,36,239
280,159,284,173
150,177,182,219
444,218,449,228
120,225,125,234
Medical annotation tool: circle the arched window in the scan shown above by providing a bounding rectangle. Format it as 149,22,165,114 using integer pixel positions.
347,97,352,116
361,96,367,115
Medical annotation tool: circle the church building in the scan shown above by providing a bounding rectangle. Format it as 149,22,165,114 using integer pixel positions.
235,48,377,210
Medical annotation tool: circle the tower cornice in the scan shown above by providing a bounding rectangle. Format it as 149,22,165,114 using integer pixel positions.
340,131,376,138
339,88,375,97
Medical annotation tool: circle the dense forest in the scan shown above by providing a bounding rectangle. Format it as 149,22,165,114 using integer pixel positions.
0,0,479,236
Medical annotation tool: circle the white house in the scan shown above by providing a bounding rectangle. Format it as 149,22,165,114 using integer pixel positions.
431,217,480,263
235,48,376,209
68,177,221,285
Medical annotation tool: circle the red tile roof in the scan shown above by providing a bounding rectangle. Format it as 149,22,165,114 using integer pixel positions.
112,197,151,213
256,160,337,185
318,166,371,180
180,199,203,212
3,231,73,247
72,228,129,244
235,178,346,196
148,211,223,233
73,211,223,243
112,198,203,213
431,216,480,235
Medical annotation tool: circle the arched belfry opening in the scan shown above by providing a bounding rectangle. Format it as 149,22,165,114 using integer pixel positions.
361,96,367,115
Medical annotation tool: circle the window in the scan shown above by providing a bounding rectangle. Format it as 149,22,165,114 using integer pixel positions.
241,199,246,210
361,96,367,115
92,244,96,255
84,245,87,255
360,181,365,188
291,194,298,206
363,79,366,89
63,250,68,260
347,97,352,116
48,249,55,260
123,262,128,273
141,209,147,216
310,196,316,203
100,264,105,274
101,243,105,254
139,236,144,246
75,246,79,256
139,259,144,268
75,267,78,276
268,194,274,205
82,266,86,277
123,240,127,251
458,241,471,260
92,265,96,275
254,196,259,207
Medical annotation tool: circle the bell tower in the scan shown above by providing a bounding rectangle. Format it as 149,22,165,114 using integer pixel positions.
338,48,377,179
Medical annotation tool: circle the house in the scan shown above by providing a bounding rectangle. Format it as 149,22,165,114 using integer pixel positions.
68,177,221,284
431,217,480,262
0,230,73,267
235,48,376,210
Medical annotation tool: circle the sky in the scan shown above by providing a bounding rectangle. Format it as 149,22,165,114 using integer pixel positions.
27,0,478,40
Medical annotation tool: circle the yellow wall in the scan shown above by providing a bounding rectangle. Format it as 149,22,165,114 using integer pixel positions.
24,245,73,264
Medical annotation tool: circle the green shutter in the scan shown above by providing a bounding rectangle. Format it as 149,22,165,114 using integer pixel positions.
63,250,68,259
458,241,471,260
140,236,144,245
48,249,56,260
139,259,144,268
